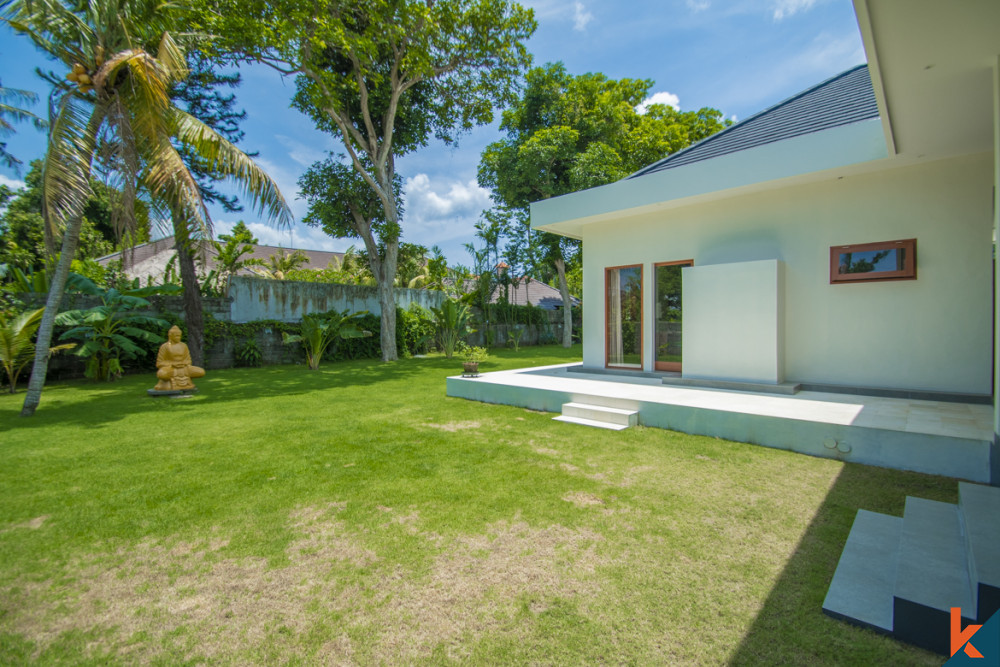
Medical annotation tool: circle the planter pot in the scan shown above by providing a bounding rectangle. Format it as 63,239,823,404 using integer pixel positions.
462,361,479,377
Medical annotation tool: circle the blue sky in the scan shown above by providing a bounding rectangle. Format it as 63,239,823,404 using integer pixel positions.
0,0,866,266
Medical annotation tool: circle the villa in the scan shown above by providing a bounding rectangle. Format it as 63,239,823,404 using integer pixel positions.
449,1,1000,652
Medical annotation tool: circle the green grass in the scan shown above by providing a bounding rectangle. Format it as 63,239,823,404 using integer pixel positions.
0,345,952,665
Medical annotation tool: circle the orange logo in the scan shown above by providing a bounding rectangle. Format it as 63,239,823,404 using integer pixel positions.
952,607,984,659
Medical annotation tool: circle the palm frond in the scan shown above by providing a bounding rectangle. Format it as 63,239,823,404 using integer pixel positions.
41,91,102,239
171,109,293,228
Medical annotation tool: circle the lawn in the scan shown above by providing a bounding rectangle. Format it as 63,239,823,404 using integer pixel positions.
0,345,952,665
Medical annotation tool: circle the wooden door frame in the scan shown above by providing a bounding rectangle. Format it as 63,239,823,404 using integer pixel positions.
605,264,644,370
653,260,694,372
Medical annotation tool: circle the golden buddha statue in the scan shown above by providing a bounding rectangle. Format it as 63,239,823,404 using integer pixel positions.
152,325,205,391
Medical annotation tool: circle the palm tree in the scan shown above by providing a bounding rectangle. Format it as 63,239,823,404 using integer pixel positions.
3,0,293,416
256,249,309,280
0,79,47,172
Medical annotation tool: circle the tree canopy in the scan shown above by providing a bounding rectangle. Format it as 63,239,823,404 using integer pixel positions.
477,62,730,345
479,62,730,206
209,0,536,361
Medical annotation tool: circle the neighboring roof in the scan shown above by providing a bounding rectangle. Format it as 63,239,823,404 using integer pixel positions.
490,278,579,310
98,236,344,281
630,65,878,179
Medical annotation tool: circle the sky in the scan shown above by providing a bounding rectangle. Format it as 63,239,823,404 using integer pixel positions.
0,0,867,267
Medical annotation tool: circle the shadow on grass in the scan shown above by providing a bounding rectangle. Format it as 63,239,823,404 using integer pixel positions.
0,347,576,432
726,462,957,665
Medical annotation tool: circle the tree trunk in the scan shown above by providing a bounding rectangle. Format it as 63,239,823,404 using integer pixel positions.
20,216,83,416
376,240,400,362
378,278,398,362
174,227,205,367
554,257,573,348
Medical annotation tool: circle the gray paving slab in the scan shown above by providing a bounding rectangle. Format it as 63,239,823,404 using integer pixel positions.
822,510,902,632
894,497,974,616
959,482,1000,621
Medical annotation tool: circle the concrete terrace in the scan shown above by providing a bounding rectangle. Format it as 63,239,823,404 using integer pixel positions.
447,364,993,483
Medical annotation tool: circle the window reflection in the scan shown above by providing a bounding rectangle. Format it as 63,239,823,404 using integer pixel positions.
606,265,642,368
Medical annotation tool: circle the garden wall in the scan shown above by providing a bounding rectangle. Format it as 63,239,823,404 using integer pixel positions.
227,277,447,323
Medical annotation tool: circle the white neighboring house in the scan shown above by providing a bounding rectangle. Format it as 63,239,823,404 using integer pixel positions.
531,1,999,422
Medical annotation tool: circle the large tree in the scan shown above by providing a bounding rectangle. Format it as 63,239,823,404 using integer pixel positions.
479,62,730,346
3,0,291,416
211,0,536,361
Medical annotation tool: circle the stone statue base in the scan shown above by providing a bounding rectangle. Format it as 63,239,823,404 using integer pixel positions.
147,388,199,398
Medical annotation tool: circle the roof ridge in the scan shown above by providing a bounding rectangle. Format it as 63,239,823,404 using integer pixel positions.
628,63,871,179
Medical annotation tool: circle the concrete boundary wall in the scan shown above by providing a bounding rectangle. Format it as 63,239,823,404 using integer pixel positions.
227,277,446,323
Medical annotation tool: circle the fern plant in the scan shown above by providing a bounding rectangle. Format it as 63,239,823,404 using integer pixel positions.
282,311,371,370
1,307,74,393
430,299,475,358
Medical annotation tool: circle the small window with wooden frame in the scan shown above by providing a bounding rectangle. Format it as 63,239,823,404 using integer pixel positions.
830,238,916,284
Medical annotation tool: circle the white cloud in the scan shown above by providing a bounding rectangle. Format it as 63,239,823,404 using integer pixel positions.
0,174,26,191
522,0,594,32
214,218,345,252
685,0,710,11
402,173,492,246
573,2,593,31
636,91,681,114
773,0,818,20
273,134,328,169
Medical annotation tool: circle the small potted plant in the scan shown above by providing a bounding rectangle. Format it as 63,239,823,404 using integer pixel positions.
462,346,489,377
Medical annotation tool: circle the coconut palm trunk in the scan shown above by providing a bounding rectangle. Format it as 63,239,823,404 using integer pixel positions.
20,214,83,416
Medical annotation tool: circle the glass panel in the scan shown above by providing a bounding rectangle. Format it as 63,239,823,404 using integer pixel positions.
606,266,642,368
836,248,906,275
655,263,687,369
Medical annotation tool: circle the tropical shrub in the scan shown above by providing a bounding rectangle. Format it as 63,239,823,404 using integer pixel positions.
234,338,263,367
282,310,371,370
55,275,182,381
431,299,475,358
1,307,74,392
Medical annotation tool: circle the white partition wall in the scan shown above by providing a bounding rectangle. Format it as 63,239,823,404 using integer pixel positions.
682,260,785,384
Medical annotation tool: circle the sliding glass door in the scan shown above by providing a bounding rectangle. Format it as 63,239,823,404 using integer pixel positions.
654,260,692,372
606,265,643,368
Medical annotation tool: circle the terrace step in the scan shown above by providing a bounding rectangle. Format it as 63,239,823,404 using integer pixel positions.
822,510,902,633
892,497,975,655
824,483,1000,655
560,402,638,427
552,415,631,430
959,482,1000,622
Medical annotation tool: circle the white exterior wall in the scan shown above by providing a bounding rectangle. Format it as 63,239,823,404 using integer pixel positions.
683,260,785,384
581,152,993,395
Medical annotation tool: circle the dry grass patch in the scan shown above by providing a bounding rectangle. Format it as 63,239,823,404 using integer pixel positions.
3,515,50,532
371,520,604,663
422,420,483,432
563,492,606,507
7,504,373,663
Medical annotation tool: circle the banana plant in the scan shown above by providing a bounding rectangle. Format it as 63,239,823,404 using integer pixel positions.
55,274,181,381
0,307,74,393
430,299,476,358
282,310,371,370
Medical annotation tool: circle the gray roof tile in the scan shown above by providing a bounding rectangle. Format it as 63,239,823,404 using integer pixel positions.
630,64,878,179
